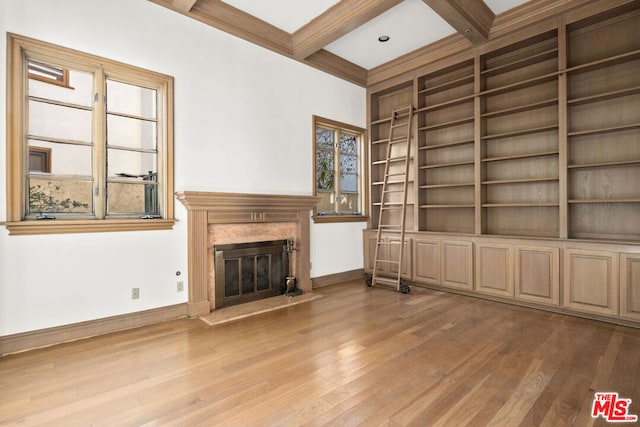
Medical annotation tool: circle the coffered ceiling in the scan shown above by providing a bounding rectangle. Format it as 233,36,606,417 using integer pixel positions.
148,0,587,87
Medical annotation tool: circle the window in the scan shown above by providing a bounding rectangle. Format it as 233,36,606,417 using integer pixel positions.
28,60,71,88
312,116,367,223
5,34,174,235
28,147,51,173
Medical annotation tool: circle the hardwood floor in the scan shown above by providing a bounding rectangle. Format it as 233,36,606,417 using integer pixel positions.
1,280,639,426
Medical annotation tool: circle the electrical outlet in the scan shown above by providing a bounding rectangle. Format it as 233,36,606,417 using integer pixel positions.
177,281,184,292
131,288,140,299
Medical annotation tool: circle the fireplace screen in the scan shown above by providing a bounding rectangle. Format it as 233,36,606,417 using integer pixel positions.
214,240,288,308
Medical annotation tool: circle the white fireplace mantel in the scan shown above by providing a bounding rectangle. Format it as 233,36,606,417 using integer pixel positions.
176,191,321,317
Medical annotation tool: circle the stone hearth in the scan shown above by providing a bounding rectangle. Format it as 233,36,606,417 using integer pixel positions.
176,191,321,317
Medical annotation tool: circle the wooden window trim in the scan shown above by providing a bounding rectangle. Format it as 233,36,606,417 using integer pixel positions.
312,115,368,224
5,33,175,235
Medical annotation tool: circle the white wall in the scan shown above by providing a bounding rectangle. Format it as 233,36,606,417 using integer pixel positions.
0,0,366,335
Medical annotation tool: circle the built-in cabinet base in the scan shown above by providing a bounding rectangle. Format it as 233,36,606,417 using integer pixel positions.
364,230,640,327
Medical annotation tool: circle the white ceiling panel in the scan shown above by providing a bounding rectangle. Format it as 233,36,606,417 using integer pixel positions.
324,0,455,69
484,0,530,16
222,0,341,33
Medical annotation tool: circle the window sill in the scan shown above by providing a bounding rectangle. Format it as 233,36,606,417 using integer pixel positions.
4,219,176,235
312,215,368,224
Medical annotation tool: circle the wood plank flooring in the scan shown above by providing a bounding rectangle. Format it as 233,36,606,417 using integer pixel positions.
1,280,639,426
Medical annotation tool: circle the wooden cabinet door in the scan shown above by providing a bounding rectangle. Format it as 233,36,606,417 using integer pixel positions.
413,238,440,284
363,231,411,279
388,236,412,279
515,246,559,306
440,240,473,291
363,231,382,275
476,243,513,298
621,253,640,321
563,249,619,317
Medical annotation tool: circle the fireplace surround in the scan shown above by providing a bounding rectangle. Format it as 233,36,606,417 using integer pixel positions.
176,191,321,316
214,239,289,308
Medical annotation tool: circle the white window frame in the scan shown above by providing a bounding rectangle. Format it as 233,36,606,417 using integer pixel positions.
5,33,175,235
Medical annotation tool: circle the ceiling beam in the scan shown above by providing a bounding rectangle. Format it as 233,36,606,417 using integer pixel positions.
147,0,368,86
188,0,293,55
171,0,199,13
422,0,495,44
303,49,368,87
150,0,293,55
292,0,403,60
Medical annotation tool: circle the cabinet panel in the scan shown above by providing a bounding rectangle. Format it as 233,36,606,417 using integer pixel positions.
620,253,640,321
440,240,473,290
363,231,411,278
363,232,382,275
413,239,440,284
515,246,559,306
476,243,513,297
388,237,412,279
262,211,299,222
563,249,619,316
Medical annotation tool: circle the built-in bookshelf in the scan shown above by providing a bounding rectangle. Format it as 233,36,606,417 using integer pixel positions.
366,3,639,243
480,30,560,237
369,81,415,231
566,7,640,241
417,59,475,233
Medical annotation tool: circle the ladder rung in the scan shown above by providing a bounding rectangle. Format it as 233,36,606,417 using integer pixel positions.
383,189,404,193
379,225,401,229
376,241,401,246
380,206,402,210
388,157,407,163
372,276,399,287
375,259,400,265
390,137,408,144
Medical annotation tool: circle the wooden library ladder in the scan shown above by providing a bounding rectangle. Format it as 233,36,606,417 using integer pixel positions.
370,105,413,294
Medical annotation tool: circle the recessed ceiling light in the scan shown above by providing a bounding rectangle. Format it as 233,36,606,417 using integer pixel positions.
378,35,390,43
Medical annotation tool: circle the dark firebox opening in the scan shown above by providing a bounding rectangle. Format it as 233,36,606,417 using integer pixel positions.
214,239,289,308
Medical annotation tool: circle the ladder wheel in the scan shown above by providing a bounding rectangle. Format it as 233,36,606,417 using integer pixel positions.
365,274,373,287
400,281,411,294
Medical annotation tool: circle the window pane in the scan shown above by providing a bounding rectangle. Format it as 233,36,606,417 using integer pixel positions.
340,132,358,156
316,167,334,191
107,114,157,150
107,149,157,179
340,132,358,193
338,193,359,214
316,126,334,191
316,127,334,150
107,182,158,214
316,191,336,215
107,80,157,119
341,172,357,193
28,101,92,142
28,177,92,214
28,66,93,108
28,140,92,176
